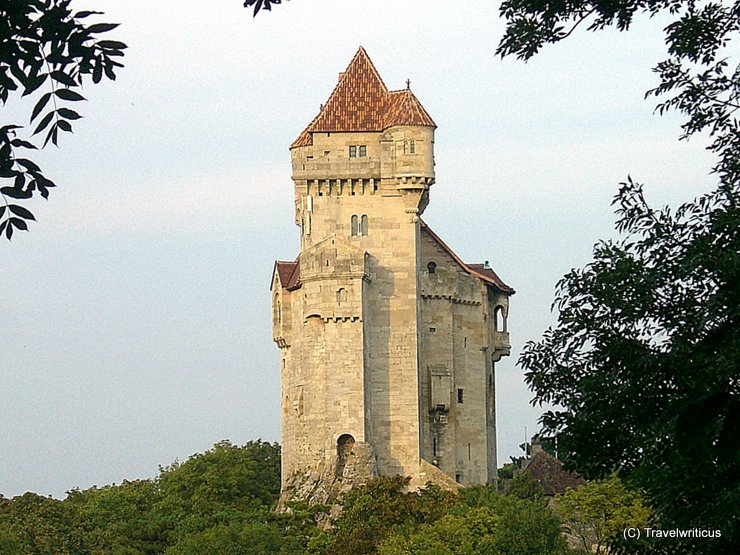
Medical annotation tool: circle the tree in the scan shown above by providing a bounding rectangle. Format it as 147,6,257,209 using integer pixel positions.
1,0,126,239
320,476,458,555
498,1,739,552
554,476,652,554
379,485,567,555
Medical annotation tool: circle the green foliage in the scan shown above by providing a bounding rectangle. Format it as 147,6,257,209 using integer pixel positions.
66,479,167,554
506,471,545,500
499,2,739,552
379,484,566,555
0,440,284,554
320,476,459,555
554,476,652,554
164,521,287,555
378,508,500,555
327,476,454,555
0,492,90,554
157,439,280,515
0,0,126,239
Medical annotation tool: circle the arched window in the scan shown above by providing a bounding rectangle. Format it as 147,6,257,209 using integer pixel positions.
337,288,347,304
351,215,358,236
427,261,437,274
336,434,355,476
494,305,506,331
273,293,281,325
360,215,368,236
410,140,416,154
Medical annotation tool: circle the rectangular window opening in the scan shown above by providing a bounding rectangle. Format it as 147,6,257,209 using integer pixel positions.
359,145,367,157
457,388,464,404
349,145,357,158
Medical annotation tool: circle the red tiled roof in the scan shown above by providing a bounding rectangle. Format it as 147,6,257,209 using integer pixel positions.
421,220,515,295
273,259,301,291
290,47,436,149
383,89,436,128
467,264,515,295
521,451,585,496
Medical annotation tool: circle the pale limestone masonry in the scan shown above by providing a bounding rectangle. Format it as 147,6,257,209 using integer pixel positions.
271,48,514,500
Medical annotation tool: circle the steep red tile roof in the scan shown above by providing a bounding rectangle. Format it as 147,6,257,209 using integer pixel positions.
521,451,585,496
383,89,435,128
291,47,436,149
272,259,301,291
421,220,515,295
467,264,515,295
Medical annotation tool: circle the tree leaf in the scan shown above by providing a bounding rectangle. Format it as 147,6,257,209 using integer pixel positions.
10,138,37,150
0,186,32,199
31,92,52,122
87,23,120,34
16,158,41,172
57,120,73,133
92,60,103,84
54,88,86,102
50,70,77,88
9,204,35,221
8,217,28,231
22,73,48,97
0,205,5,219
74,11,103,19
97,40,127,50
32,111,55,135
56,108,82,120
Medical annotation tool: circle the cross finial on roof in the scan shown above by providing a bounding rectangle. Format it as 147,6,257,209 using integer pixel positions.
406,78,411,90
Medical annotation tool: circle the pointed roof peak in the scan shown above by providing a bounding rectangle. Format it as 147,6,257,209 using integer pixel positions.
291,47,435,149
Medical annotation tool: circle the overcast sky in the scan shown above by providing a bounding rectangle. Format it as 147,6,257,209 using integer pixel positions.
1,1,715,498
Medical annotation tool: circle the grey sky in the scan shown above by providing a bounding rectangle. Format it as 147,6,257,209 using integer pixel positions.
1,1,714,498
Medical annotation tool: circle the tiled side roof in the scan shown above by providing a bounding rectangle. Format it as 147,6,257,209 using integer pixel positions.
421,221,515,295
383,89,435,128
521,451,585,496
467,264,515,295
273,259,301,291
290,47,436,149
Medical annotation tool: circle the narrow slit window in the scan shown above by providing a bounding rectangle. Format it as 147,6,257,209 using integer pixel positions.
351,215,358,236
360,215,368,236
457,388,464,404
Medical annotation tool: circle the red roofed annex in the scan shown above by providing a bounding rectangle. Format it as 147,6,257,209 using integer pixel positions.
271,47,514,504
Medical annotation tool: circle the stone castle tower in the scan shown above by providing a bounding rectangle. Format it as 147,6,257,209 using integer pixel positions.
271,47,514,500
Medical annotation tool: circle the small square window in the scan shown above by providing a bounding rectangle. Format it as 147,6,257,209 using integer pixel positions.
429,327,436,334
359,145,367,157
349,145,357,158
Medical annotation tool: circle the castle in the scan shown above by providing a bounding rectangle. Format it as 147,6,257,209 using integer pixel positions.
271,47,513,499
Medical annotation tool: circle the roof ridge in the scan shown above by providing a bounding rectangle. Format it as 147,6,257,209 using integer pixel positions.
420,219,514,294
